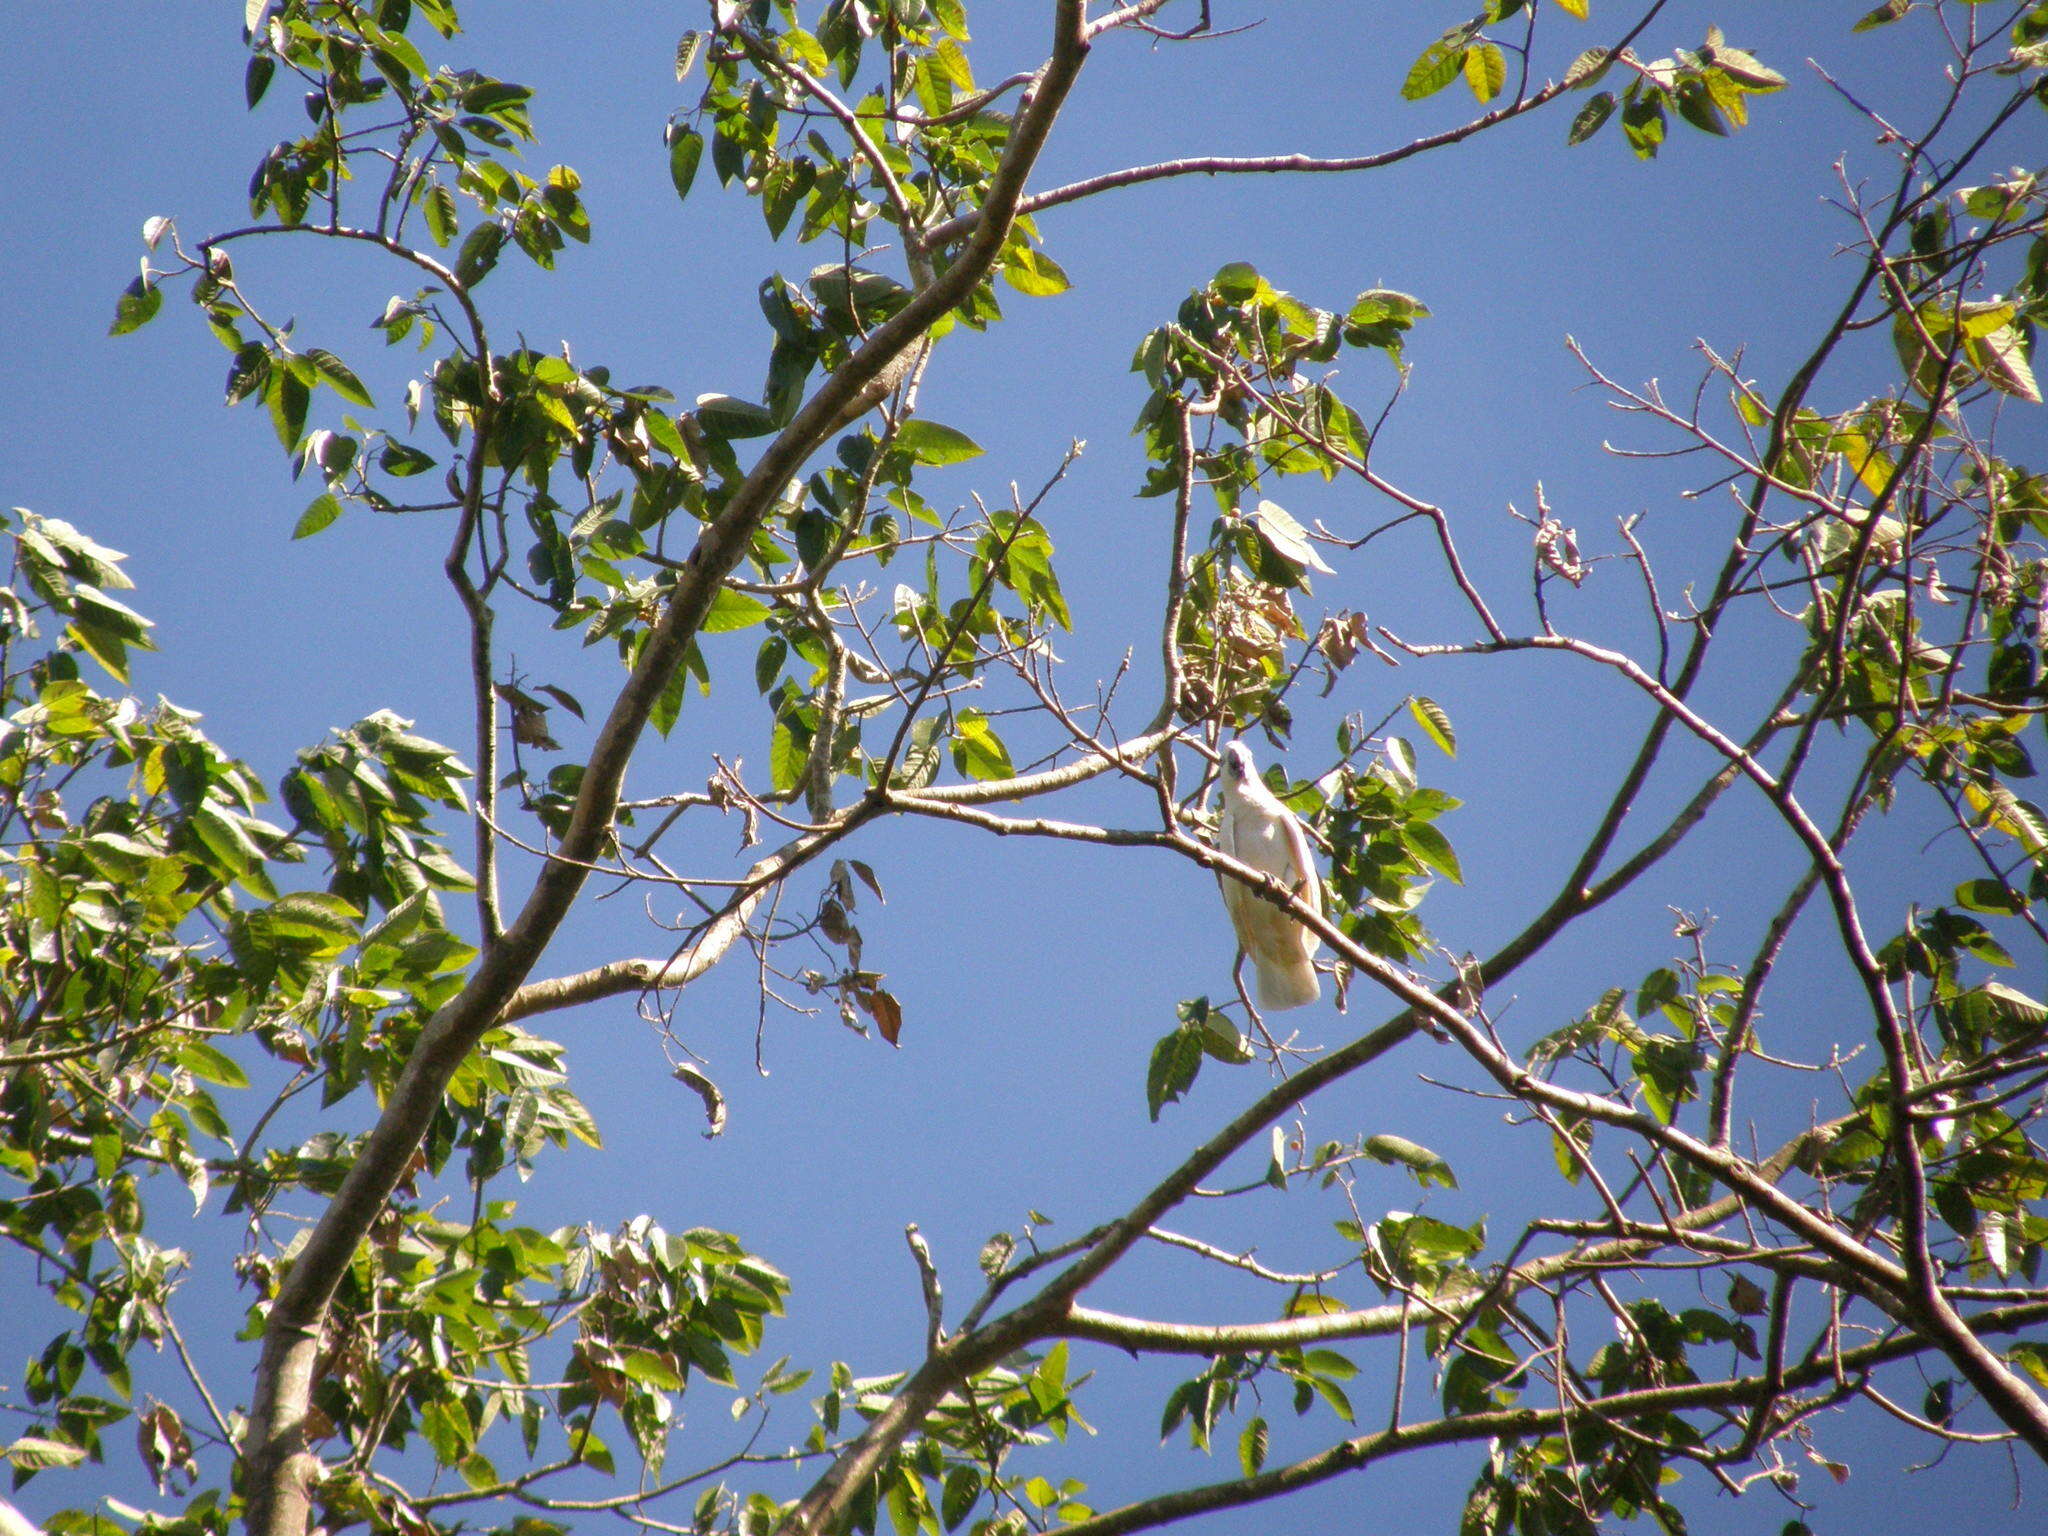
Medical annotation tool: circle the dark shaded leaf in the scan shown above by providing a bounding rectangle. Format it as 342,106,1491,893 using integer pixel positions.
455,221,506,287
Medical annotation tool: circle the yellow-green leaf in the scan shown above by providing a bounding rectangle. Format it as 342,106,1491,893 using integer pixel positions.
1407,695,1456,758
1463,42,1506,103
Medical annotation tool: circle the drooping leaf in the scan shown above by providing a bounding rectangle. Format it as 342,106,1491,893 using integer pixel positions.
668,125,704,202
424,183,460,247
1463,41,1506,102
1568,91,1615,145
307,348,374,407
674,30,705,81
294,492,342,540
1407,695,1456,757
1146,1025,1204,1120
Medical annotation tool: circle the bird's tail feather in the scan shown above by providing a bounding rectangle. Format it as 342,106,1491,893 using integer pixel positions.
1254,955,1319,1011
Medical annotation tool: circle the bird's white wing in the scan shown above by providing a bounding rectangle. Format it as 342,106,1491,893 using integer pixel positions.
1279,808,1321,926
1217,770,1321,1010
1215,794,1256,931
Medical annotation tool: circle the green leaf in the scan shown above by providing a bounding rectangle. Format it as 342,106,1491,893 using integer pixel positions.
1407,696,1456,757
1708,44,1786,91
1238,1416,1268,1476
674,30,705,81
266,891,362,940
1146,1025,1204,1121
422,183,459,248
1002,245,1071,297
379,442,437,477
1210,261,1265,302
1636,967,1683,1019
1674,78,1728,136
1954,878,2026,915
454,222,506,287
810,264,912,324
109,276,162,337
2011,1341,2048,1389
1342,289,1431,352
695,395,779,439
245,52,276,109
1403,37,1467,101
950,710,1014,781
1854,0,1909,29
1619,91,1666,159
1305,1372,1354,1422
371,31,430,85
621,1350,685,1390
4,1436,86,1471
1563,47,1610,87
668,126,704,202
1365,1133,1458,1188
268,365,311,449
1956,981,2048,1039
770,719,806,794
307,348,374,407
1463,41,1506,102
178,1040,250,1089
895,420,984,466
294,492,342,540
1404,821,1462,883
940,1466,982,1531
704,588,772,632
1567,90,1615,145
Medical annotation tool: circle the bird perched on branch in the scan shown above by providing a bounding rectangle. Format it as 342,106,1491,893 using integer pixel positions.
1215,740,1322,1011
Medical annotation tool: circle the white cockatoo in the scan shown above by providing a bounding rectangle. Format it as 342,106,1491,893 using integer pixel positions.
1215,740,1322,1011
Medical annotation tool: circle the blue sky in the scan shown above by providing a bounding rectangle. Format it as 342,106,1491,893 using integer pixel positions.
4,3,2046,1532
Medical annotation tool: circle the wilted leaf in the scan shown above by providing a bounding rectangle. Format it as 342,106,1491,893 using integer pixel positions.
855,984,903,1045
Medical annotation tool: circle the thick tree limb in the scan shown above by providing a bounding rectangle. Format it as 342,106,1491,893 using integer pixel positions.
240,4,1097,1529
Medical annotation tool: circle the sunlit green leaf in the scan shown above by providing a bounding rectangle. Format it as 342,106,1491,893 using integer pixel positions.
704,588,772,632
895,420,984,466
1407,696,1456,757
109,276,162,337
294,492,342,540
